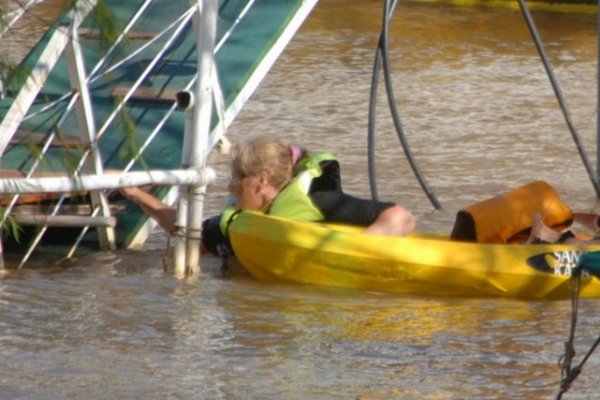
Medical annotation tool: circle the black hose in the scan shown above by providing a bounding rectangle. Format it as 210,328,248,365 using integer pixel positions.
367,38,382,200
368,0,442,209
517,0,600,197
597,1,600,183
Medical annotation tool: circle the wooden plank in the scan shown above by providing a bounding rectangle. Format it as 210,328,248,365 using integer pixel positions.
13,214,116,228
111,86,178,103
10,204,92,215
10,131,83,148
78,28,156,40
10,203,125,214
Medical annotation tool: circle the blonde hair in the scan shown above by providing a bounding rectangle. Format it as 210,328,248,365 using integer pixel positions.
230,136,293,190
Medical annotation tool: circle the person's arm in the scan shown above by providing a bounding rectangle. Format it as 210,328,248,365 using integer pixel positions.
120,187,176,234
361,204,415,236
573,212,600,233
121,187,225,256
310,191,416,236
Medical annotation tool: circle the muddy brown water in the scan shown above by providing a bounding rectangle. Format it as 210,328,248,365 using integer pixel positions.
1,1,599,398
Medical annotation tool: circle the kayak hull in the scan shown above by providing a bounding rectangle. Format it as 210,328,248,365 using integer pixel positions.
229,212,600,299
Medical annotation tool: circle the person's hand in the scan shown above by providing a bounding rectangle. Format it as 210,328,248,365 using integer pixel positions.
120,186,142,201
118,186,177,234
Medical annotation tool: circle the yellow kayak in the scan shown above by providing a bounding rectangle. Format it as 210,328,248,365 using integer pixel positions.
229,211,600,299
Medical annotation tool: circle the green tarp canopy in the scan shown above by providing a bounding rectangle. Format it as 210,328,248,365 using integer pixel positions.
577,252,600,278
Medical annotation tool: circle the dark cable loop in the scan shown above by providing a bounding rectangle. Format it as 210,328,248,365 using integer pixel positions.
517,0,600,197
555,266,600,399
367,0,442,209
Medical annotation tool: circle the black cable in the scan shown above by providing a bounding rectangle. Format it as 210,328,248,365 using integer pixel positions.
556,268,581,399
517,0,600,198
597,0,600,181
368,0,442,209
555,267,600,399
367,34,382,200
367,0,397,201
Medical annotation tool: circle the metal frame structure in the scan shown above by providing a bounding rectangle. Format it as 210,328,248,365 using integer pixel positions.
0,0,319,272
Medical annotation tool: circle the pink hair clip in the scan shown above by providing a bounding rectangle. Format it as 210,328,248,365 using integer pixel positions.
288,145,302,166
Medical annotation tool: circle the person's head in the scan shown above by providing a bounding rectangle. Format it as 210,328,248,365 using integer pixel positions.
228,135,293,211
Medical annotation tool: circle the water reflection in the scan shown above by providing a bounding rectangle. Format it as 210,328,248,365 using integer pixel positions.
2,0,600,398
1,249,599,398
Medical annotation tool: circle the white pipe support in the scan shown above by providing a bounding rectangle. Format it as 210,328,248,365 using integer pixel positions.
0,168,216,194
180,0,218,276
178,90,195,168
173,89,195,273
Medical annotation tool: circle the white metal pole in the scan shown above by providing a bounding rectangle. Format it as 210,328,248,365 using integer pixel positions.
180,0,217,277
0,169,214,194
173,91,195,273
65,24,117,250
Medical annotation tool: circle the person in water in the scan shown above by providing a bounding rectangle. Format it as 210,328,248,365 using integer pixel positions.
121,135,416,256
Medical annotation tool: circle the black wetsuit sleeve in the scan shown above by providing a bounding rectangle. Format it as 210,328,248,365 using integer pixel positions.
309,159,395,226
201,214,234,256
310,160,342,192
310,191,395,226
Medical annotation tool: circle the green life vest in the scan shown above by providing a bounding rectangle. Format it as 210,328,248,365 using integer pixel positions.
219,152,336,234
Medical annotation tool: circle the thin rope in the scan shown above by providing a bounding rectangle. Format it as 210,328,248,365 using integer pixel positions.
556,268,581,399
162,234,172,271
555,266,600,399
